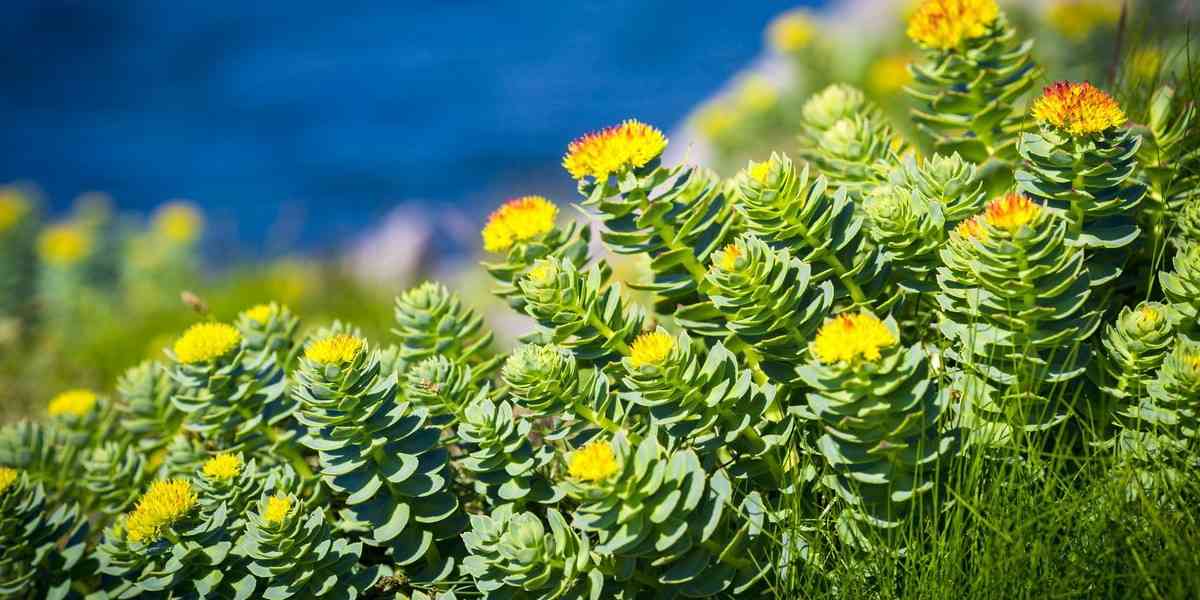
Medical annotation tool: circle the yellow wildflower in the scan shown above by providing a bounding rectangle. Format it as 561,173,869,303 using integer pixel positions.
716,243,742,272
0,188,31,232
954,215,989,241
694,102,736,141
1031,81,1126,136
125,479,198,543
201,453,243,481
734,75,778,114
0,467,17,495
242,303,275,324
1046,0,1120,41
527,260,556,285
152,201,204,244
263,494,292,525
907,0,1000,51
38,223,92,266
563,119,668,181
47,388,98,418
747,159,773,184
481,196,558,253
984,193,1041,232
174,322,241,364
629,330,675,367
867,54,914,95
812,313,898,365
305,333,364,365
568,441,619,482
768,10,816,53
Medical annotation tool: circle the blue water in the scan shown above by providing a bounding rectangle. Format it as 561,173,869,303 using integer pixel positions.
0,1,815,253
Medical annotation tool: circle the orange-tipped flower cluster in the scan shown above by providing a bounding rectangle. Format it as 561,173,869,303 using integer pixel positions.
481,196,558,253
955,216,989,240
562,119,667,181
1031,81,1126,136
984,193,1041,232
907,0,1000,50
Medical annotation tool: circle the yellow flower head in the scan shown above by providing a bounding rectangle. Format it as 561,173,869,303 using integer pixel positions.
629,330,675,368
0,188,31,233
174,322,241,364
563,119,667,181
768,10,816,53
201,453,243,481
716,243,742,272
47,388,98,418
734,75,778,113
527,259,557,285
153,201,204,244
305,334,364,365
125,479,198,543
1046,0,1120,41
263,494,292,525
747,159,773,184
867,54,914,95
1032,81,1126,136
38,223,92,266
694,102,736,140
568,441,620,482
907,0,1000,50
812,313,898,365
954,215,989,241
984,193,1041,232
481,196,558,253
1137,305,1161,325
0,467,17,495
242,303,275,324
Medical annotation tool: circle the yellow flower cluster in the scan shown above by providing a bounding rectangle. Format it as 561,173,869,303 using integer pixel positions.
629,330,675,367
125,479,198,544
263,494,292,525
812,313,897,365
954,215,988,241
568,441,619,482
201,453,243,481
47,388,98,418
716,243,742,272
1031,81,1126,136
1046,0,1120,42
907,0,999,51
984,193,1041,232
768,10,816,53
747,159,773,184
243,303,276,324
481,196,558,253
867,54,914,95
153,201,204,244
0,188,31,233
174,322,241,364
305,333,364,365
562,119,667,181
0,467,17,495
37,223,92,266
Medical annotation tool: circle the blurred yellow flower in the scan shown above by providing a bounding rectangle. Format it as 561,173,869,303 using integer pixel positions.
563,119,667,181
481,196,558,253
174,322,241,364
1129,49,1163,80
0,188,31,233
867,54,914,95
734,75,778,114
0,467,19,495
153,201,204,244
1046,0,1121,41
1032,81,1126,136
48,388,98,418
954,215,989,241
305,333,363,365
907,0,999,50
242,303,276,324
768,10,816,53
812,313,897,364
694,102,736,141
38,223,92,266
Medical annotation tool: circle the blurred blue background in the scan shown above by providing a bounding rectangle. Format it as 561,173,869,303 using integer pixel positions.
0,1,815,253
